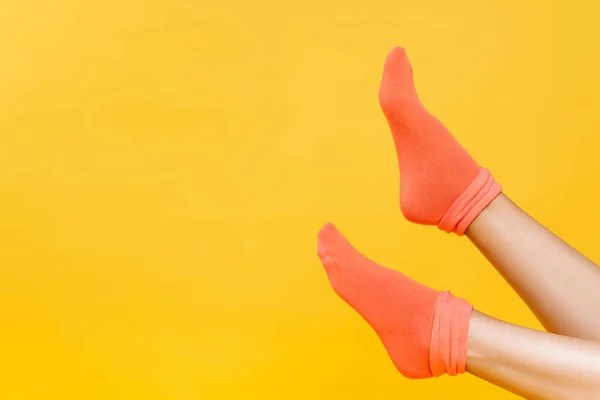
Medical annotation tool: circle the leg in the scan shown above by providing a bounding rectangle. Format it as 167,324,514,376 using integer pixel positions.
316,224,600,399
468,311,600,400
467,194,600,340
378,47,600,339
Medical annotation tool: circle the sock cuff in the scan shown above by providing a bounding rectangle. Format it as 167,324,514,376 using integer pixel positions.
428,291,473,377
437,168,502,235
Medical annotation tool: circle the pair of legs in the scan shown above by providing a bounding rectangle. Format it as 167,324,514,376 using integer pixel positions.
463,195,600,398
317,48,600,399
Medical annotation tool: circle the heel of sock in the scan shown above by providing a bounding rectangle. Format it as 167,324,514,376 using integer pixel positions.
437,168,502,235
429,291,473,377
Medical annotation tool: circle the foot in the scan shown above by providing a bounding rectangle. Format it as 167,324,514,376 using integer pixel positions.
379,47,502,235
317,223,472,378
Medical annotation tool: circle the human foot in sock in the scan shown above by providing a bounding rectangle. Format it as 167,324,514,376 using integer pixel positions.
379,47,502,235
317,223,472,378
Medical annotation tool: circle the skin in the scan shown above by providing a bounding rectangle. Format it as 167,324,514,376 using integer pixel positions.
462,193,600,398
466,193,600,340
467,310,600,400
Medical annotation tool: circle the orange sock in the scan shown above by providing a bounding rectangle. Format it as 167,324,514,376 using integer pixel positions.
379,47,502,235
317,223,472,378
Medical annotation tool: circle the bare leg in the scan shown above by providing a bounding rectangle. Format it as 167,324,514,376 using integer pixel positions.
466,194,600,340
468,310,600,399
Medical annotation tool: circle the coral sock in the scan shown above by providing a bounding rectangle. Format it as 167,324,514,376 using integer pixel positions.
379,47,502,235
317,223,472,378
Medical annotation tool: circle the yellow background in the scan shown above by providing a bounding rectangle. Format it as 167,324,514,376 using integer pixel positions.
1,0,599,398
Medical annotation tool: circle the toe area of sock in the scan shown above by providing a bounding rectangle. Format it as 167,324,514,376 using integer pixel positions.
382,47,413,83
317,222,338,247
379,47,418,115
384,47,411,71
317,223,340,267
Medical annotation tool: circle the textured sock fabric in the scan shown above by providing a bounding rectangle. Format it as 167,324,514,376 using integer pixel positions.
317,223,472,378
379,47,502,235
